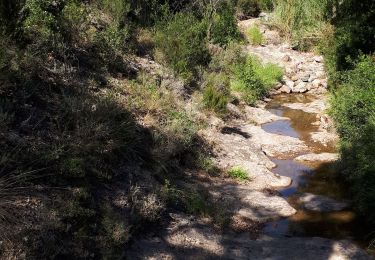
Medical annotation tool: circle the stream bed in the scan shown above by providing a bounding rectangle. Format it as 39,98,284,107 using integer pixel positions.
260,94,370,249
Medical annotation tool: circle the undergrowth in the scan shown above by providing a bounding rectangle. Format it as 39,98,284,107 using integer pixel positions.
228,166,249,181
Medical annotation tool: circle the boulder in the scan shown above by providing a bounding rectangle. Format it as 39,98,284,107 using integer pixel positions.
285,80,295,89
280,85,292,94
293,82,308,93
299,193,349,212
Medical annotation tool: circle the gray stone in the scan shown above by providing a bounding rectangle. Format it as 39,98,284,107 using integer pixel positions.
299,193,349,212
280,85,292,93
295,153,339,162
301,74,310,82
293,82,308,93
314,56,324,63
285,80,295,89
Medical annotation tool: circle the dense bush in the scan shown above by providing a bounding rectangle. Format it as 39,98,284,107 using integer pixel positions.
210,2,241,46
154,12,210,80
203,73,230,113
231,56,282,105
236,0,261,19
323,0,375,75
330,56,375,223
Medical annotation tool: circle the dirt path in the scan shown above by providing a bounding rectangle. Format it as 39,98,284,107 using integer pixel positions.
126,18,371,259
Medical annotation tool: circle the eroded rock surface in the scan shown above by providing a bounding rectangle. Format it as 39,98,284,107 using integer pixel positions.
295,153,339,162
299,193,349,212
126,213,370,260
200,128,292,189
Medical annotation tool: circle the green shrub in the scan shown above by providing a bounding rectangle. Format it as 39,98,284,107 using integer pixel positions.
209,41,246,74
330,56,375,223
252,59,283,88
186,193,212,216
246,25,264,45
258,0,274,11
154,12,210,80
236,0,261,19
198,155,219,176
203,73,230,113
210,2,241,46
231,56,281,105
323,0,375,73
228,166,249,181
231,57,264,105
203,85,229,114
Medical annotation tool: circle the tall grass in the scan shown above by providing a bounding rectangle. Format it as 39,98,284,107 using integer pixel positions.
231,56,282,105
272,0,332,50
246,25,264,45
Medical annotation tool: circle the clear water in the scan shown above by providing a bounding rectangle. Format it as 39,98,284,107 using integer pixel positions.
260,94,370,250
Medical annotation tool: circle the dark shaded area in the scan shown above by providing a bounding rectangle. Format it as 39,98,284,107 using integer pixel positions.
221,126,251,139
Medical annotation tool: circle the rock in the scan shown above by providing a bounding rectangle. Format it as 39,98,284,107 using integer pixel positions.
308,74,316,82
310,131,338,146
312,79,322,89
127,217,371,259
240,124,308,158
299,193,349,212
275,82,283,90
280,85,292,94
314,56,324,63
245,106,288,125
282,55,291,62
199,127,292,190
293,82,308,93
285,67,295,76
227,103,243,118
285,80,295,89
300,74,310,82
295,153,339,162
316,70,326,79
291,74,299,81
220,186,296,222
282,99,326,114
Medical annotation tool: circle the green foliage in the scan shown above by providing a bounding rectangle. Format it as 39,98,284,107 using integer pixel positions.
186,193,212,216
209,41,246,74
198,155,219,176
252,59,283,88
210,2,241,46
236,0,261,18
203,73,230,114
154,12,210,80
23,0,57,40
272,0,331,50
246,25,264,45
228,166,249,181
231,56,280,105
330,56,375,222
323,0,375,74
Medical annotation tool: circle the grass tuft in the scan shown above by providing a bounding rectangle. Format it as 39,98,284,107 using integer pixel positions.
228,166,249,181
246,25,264,45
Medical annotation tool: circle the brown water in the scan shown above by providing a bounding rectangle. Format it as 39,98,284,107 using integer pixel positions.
261,94,371,250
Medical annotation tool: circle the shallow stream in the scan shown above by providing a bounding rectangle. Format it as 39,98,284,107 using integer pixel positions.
261,94,370,250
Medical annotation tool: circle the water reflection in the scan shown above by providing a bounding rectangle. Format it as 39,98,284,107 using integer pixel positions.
261,94,367,247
